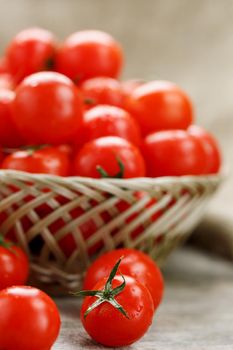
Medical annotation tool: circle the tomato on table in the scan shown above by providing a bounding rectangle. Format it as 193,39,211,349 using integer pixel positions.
80,105,141,146
0,286,61,350
126,80,193,135
2,145,71,176
142,130,207,177
11,72,84,145
6,27,57,83
56,30,123,83
188,125,221,174
76,259,154,347
0,89,23,147
83,248,164,309
0,235,29,290
81,77,125,109
73,136,145,178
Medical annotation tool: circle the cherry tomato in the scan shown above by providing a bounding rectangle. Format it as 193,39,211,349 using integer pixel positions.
73,136,145,178
56,30,123,83
0,286,61,350
81,77,125,109
2,146,71,176
142,130,207,177
11,72,84,145
188,125,221,174
80,105,141,146
80,271,154,346
0,235,29,289
126,80,193,135
6,27,57,83
0,89,23,147
83,248,164,309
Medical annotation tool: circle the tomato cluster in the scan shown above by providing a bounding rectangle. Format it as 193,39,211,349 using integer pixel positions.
0,27,221,178
76,248,164,347
0,235,61,350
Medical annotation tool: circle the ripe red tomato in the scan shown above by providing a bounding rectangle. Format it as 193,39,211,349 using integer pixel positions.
126,80,193,135
0,236,29,289
2,146,71,176
83,248,164,309
11,72,84,145
188,125,221,174
0,89,24,147
56,30,123,83
73,136,145,178
6,27,57,83
81,274,154,347
80,105,141,146
0,286,61,350
81,77,125,109
142,130,207,177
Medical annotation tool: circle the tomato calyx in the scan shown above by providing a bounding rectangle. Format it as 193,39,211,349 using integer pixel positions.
44,56,55,70
84,97,96,106
73,258,129,319
96,156,125,178
0,234,14,253
3,144,50,156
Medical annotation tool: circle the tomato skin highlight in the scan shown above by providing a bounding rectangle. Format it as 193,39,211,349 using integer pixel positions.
73,136,145,178
81,105,141,147
0,243,29,290
81,77,125,109
0,286,61,350
11,71,84,145
127,80,193,135
83,248,164,310
142,130,207,177
2,146,71,176
6,27,57,83
81,275,154,347
188,125,221,174
56,30,123,83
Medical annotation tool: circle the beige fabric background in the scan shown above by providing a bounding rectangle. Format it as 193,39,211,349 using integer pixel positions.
0,0,233,250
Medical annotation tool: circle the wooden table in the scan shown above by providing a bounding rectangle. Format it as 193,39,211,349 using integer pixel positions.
54,248,233,349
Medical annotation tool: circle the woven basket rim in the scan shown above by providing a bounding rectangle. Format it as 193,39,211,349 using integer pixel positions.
0,169,224,185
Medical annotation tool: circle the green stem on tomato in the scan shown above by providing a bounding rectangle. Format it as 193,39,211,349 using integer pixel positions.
3,144,50,156
96,157,125,179
72,257,129,319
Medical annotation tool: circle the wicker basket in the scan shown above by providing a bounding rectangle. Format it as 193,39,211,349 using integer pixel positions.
0,170,222,294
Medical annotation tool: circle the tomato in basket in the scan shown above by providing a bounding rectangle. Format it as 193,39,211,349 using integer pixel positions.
56,30,123,83
74,136,145,178
6,27,57,83
11,71,84,145
126,80,193,135
81,77,125,109
1,145,71,176
142,130,208,177
188,125,221,174
80,105,141,147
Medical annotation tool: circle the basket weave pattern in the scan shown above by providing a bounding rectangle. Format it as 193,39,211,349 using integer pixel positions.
0,170,221,292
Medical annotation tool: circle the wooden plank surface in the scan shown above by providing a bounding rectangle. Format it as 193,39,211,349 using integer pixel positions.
53,248,233,349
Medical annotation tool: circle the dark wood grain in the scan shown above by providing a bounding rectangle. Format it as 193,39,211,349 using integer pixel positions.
53,248,233,349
